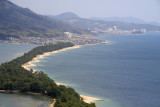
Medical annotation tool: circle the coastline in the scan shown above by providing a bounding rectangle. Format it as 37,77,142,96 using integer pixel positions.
22,45,82,73
22,44,104,104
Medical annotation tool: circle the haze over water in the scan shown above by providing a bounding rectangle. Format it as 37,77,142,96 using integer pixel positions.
32,32,160,107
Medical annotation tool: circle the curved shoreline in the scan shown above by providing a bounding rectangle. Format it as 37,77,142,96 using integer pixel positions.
22,45,82,73
22,45,104,104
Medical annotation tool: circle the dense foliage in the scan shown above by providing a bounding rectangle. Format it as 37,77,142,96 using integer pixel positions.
0,42,96,107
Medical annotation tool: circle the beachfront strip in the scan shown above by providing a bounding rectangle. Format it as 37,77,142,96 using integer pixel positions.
22,44,104,104
0,42,103,107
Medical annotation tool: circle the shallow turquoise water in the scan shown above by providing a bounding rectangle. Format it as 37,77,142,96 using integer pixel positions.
32,32,160,107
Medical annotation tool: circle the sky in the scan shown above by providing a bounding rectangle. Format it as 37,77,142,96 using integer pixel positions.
10,0,160,22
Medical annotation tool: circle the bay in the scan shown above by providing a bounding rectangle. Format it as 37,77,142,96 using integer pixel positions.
0,43,36,64
0,93,50,107
32,32,160,107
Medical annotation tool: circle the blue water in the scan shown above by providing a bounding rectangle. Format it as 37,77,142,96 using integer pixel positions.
32,32,160,107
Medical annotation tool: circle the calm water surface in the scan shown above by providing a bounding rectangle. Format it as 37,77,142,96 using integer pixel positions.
0,43,36,64
32,32,160,107
0,93,50,107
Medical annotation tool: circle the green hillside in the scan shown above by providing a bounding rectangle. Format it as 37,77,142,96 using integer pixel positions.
0,0,88,40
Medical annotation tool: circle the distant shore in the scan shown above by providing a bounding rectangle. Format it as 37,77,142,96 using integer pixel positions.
22,44,104,104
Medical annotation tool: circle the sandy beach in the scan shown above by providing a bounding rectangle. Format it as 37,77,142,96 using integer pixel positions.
22,45,104,104
56,82,68,86
80,95,104,103
49,99,56,107
22,45,82,72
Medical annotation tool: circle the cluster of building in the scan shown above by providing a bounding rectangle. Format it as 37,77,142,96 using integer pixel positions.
0,36,55,45
0,32,105,45
2,27,146,45
92,26,147,35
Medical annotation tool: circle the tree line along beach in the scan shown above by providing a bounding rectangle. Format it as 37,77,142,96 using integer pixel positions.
0,42,103,107
21,44,104,104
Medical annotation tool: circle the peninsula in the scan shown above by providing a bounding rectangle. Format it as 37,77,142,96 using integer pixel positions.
0,42,96,107
21,44,104,104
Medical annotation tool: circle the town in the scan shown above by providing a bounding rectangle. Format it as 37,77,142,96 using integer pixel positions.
0,32,106,45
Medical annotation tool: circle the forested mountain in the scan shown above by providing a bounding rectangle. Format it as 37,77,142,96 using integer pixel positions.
0,0,88,40
50,12,160,33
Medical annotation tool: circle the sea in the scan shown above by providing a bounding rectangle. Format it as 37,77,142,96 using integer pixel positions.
1,32,160,107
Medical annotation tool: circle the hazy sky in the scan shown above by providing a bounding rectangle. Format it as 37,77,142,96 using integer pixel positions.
10,0,160,22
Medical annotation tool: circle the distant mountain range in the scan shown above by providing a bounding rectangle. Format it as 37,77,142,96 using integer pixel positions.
49,12,80,20
91,17,160,26
0,0,88,40
49,12,160,34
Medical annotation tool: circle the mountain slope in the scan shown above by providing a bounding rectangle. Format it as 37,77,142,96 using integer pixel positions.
0,0,88,40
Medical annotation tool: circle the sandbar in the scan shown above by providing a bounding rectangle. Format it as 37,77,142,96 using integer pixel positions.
22,45,104,104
